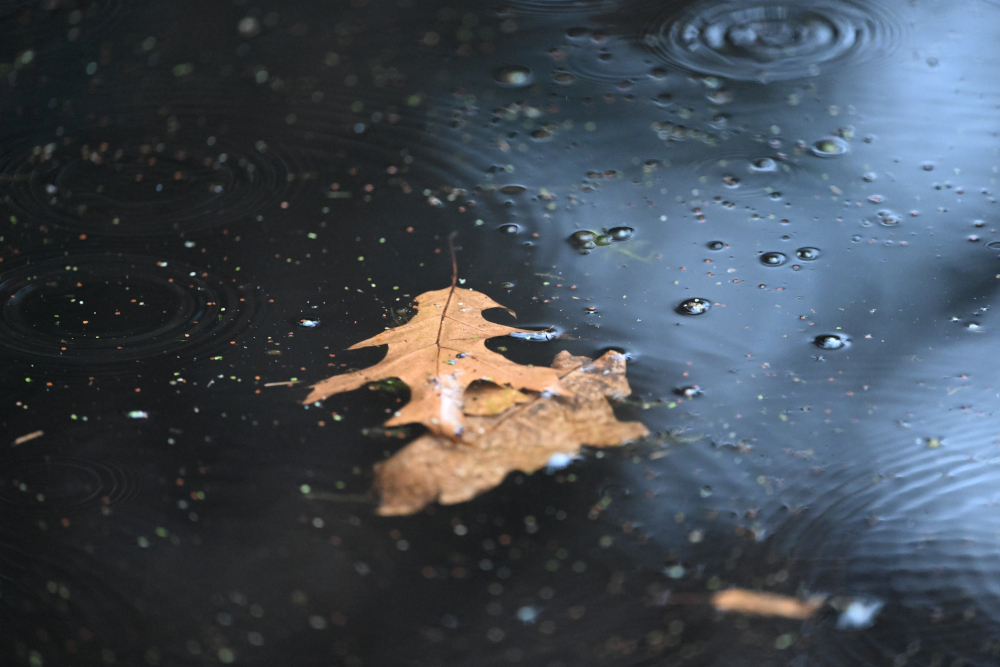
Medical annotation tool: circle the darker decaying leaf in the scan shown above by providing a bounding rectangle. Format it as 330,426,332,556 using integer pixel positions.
373,350,649,515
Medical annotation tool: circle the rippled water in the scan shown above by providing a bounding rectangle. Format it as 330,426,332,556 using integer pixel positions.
2,1,1000,665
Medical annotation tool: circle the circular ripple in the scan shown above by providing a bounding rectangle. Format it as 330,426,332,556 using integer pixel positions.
754,446,1000,664
0,456,134,514
0,252,253,366
0,126,294,236
642,0,902,82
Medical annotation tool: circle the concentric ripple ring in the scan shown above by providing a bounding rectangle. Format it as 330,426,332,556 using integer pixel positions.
642,0,903,82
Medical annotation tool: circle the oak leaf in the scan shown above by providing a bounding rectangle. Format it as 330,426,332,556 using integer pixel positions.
303,285,568,437
372,350,649,515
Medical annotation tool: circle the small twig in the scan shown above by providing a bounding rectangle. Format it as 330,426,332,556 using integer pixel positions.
447,230,459,288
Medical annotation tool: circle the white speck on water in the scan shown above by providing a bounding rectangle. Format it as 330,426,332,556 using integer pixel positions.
837,599,884,629
546,452,578,472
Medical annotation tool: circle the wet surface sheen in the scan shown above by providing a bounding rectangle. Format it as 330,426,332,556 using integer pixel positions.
2,1,1000,666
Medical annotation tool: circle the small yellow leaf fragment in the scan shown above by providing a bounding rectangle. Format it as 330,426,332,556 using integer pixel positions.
711,589,827,619
462,382,530,416
13,430,44,446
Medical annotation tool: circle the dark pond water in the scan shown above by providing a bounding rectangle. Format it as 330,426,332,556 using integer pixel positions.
3,1,1000,665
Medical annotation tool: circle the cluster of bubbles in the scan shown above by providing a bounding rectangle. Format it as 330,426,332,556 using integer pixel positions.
759,247,821,266
567,226,634,252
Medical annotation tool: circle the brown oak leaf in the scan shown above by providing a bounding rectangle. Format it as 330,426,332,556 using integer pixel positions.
372,350,649,515
303,285,567,437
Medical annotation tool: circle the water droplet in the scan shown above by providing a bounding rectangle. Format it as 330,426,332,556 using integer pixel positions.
921,162,935,171
795,247,820,260
760,252,788,266
495,66,533,87
814,333,850,349
297,318,320,328
676,298,711,315
811,136,849,157
707,241,725,251
497,185,527,195
607,226,634,241
501,282,515,289
768,191,783,200
497,224,519,234
594,234,613,246
862,171,877,182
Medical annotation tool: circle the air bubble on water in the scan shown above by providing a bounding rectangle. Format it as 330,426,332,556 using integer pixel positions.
297,319,321,328
862,171,877,182
594,235,613,246
921,162,935,171
498,224,519,234
706,89,732,105
760,252,787,266
768,191,782,201
495,66,533,87
676,298,711,315
813,333,850,349
501,282,515,290
707,241,725,251
875,209,901,226
749,157,777,173
709,114,729,129
796,247,820,260
811,136,849,157
553,70,574,85
568,230,597,251
607,226,633,241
